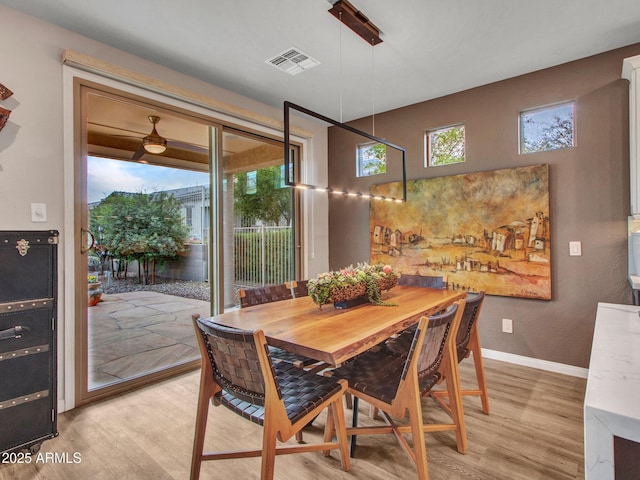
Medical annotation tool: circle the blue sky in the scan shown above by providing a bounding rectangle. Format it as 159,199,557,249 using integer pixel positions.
88,157,208,203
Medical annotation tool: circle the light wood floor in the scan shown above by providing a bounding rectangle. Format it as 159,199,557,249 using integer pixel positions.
0,357,586,480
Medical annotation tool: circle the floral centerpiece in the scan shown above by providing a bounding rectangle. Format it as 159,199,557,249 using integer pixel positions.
307,262,399,309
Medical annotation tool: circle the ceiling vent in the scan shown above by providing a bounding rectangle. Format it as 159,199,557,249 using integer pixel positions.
266,48,320,75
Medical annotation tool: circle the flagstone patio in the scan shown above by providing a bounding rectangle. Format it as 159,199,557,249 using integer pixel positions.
88,290,211,389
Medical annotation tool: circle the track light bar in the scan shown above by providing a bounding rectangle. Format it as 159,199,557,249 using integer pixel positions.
283,101,407,202
292,183,404,202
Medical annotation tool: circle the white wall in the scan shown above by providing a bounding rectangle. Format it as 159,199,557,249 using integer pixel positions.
0,4,329,411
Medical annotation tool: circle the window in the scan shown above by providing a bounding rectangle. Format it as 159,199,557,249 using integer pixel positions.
357,142,387,177
426,124,465,166
520,102,575,154
185,206,193,226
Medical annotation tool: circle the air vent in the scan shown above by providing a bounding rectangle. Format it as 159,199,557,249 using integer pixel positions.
266,48,320,75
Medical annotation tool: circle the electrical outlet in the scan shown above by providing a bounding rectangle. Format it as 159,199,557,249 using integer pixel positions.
502,318,513,334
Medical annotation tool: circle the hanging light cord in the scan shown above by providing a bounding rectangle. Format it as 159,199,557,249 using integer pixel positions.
339,12,344,124
371,38,376,136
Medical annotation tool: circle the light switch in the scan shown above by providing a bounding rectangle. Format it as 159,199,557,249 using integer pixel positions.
31,203,47,222
569,241,581,256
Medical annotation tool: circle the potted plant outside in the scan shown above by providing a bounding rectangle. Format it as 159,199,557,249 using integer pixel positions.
88,275,103,307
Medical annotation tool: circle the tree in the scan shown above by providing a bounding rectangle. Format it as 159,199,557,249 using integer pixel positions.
359,143,387,176
233,166,293,226
429,126,465,166
522,113,574,153
89,190,190,284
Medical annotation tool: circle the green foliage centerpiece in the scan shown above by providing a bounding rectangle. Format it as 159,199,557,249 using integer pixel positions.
307,262,399,309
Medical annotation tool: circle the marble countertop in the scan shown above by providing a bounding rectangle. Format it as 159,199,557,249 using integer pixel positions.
584,302,640,479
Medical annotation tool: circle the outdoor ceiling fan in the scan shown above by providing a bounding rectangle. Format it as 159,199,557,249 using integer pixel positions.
130,115,208,160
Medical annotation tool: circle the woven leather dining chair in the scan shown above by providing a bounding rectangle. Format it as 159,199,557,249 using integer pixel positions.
191,315,350,480
382,273,449,357
238,283,293,307
397,273,448,289
431,291,489,414
328,300,467,480
238,283,318,369
286,279,309,298
238,283,328,442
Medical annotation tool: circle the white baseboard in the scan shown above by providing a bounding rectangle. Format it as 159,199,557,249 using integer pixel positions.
482,348,589,379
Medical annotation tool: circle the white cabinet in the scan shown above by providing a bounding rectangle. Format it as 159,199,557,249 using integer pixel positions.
623,55,640,215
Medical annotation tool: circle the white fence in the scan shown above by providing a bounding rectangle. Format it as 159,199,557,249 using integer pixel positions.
234,225,294,288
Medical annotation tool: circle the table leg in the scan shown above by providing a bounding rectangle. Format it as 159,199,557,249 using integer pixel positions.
350,396,358,457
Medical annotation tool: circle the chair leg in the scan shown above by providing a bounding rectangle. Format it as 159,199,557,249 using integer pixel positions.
260,420,278,480
190,372,214,480
331,400,351,472
407,389,430,480
323,404,336,456
444,357,467,454
469,335,490,414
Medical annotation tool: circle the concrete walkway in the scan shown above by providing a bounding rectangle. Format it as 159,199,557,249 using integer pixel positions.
87,290,210,389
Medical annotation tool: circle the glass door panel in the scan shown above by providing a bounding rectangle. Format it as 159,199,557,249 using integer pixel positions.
220,129,298,309
78,86,216,402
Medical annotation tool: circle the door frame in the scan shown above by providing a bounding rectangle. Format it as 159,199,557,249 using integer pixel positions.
74,81,220,406
63,65,309,409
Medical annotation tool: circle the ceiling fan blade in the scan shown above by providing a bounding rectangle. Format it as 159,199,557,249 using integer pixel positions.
167,140,208,154
132,146,146,160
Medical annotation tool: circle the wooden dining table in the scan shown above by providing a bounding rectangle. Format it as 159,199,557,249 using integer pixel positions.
208,285,467,366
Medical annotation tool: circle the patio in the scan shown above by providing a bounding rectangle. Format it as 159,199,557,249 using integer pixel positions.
88,290,210,389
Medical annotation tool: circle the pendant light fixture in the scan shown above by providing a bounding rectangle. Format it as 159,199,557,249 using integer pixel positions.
142,115,167,154
282,0,407,202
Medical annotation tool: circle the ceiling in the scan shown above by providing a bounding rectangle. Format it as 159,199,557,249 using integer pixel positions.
4,0,640,125
85,91,269,167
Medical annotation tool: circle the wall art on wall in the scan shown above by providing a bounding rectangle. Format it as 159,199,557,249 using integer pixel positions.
0,82,13,133
370,164,551,300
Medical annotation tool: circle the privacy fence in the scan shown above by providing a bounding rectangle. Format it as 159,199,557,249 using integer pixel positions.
234,225,294,288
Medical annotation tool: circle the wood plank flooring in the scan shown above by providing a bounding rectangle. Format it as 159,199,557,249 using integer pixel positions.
0,357,586,480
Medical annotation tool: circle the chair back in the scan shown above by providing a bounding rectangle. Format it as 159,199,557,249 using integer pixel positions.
287,280,309,298
194,317,280,406
404,303,459,395
454,291,485,362
398,273,447,289
238,283,293,308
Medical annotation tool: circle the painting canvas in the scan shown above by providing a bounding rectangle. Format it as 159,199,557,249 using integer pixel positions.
370,164,551,300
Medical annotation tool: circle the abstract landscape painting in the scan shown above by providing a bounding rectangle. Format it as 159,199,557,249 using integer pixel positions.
370,164,551,300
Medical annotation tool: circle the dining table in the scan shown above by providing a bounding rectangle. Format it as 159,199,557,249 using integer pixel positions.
203,284,467,458
207,285,467,367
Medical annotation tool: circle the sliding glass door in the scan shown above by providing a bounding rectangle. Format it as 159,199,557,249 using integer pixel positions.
76,84,217,404
74,82,301,404
220,128,299,309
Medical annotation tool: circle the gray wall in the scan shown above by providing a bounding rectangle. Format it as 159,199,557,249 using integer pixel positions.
328,43,640,369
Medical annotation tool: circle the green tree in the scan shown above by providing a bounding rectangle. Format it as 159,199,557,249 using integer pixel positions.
359,143,387,176
89,190,189,284
429,126,465,166
234,166,292,226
